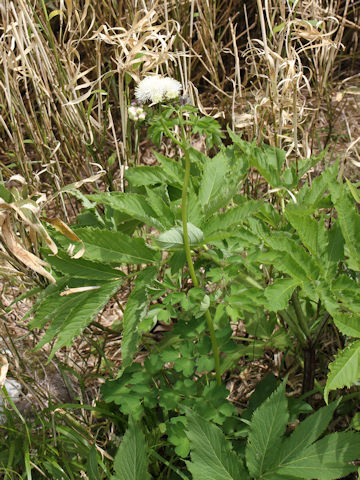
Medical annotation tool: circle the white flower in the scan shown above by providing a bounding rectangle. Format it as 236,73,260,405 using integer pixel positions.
162,77,182,99
135,76,182,104
135,76,164,104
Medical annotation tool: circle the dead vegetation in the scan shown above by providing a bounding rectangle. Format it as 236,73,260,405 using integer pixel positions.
0,0,359,462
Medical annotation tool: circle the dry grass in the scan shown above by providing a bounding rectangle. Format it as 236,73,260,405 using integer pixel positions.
0,0,358,190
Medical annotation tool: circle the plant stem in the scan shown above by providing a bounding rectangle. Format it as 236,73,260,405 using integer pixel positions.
292,290,312,340
181,147,198,287
150,450,188,480
181,141,221,386
278,310,307,348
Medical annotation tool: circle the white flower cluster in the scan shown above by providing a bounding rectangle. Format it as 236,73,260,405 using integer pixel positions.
128,105,146,122
135,76,182,104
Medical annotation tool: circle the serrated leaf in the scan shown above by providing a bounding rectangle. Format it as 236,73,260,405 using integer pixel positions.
199,154,229,209
203,201,262,240
126,166,167,186
227,131,284,188
264,277,299,311
282,154,323,189
155,223,204,250
299,162,337,208
345,177,360,203
188,189,204,227
31,278,123,359
121,267,158,368
246,380,288,477
186,410,248,480
324,340,360,403
145,187,174,229
275,401,339,471
28,277,79,329
43,251,124,280
285,205,322,256
74,228,160,264
329,183,360,270
274,432,360,479
265,233,320,282
112,416,150,480
88,193,166,231
334,313,360,337
154,152,184,187
331,275,360,314
50,280,122,359
321,222,344,281
250,144,285,188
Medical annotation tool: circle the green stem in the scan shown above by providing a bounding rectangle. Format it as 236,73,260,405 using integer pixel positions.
181,147,198,287
180,139,221,386
278,310,307,348
150,450,188,480
292,290,312,340
204,309,221,385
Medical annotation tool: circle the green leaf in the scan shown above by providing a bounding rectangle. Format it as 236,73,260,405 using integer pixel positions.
28,277,74,329
203,201,262,240
31,279,123,359
121,267,158,368
188,189,204,227
251,144,285,188
86,445,100,480
186,410,248,480
274,432,360,479
265,233,320,282
283,154,323,189
52,280,122,357
0,183,13,203
227,130,285,188
264,278,299,311
112,416,150,480
154,152,184,187
324,340,360,403
75,228,160,265
345,177,360,203
145,187,174,229
199,154,229,209
330,183,360,270
298,161,337,208
88,193,166,231
126,166,167,186
285,204,323,256
43,251,125,280
246,380,288,477
334,313,360,337
166,417,190,458
155,223,204,250
275,401,339,470
321,222,344,281
351,411,360,430
331,275,360,313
